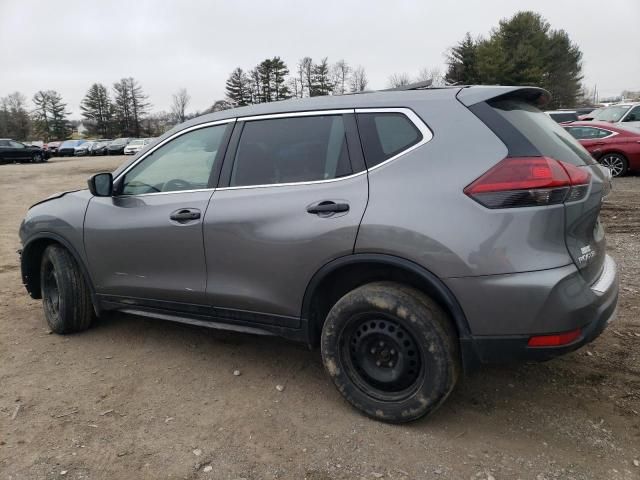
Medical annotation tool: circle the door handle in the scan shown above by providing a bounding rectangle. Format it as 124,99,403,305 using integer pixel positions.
170,208,201,222
307,201,350,215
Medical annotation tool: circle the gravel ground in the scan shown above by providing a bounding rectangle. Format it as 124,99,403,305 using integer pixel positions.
1,156,639,480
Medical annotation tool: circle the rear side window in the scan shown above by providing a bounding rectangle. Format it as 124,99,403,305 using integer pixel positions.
230,115,351,187
565,126,613,140
489,99,595,166
357,113,422,168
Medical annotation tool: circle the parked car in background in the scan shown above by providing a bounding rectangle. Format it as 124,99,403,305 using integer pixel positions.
75,141,95,156
0,139,48,163
591,103,640,129
579,108,602,121
123,138,152,155
44,141,62,156
22,140,45,148
546,110,579,124
107,138,131,155
89,140,112,156
564,121,640,177
19,85,618,423
58,140,87,157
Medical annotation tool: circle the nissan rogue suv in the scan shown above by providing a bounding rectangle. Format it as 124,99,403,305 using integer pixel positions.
19,85,618,423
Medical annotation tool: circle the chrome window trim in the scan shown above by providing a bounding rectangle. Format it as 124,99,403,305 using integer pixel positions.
113,119,236,196
216,107,432,191
237,109,354,122
354,107,433,173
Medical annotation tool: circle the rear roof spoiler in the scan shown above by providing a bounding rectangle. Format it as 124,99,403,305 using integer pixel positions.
456,86,551,108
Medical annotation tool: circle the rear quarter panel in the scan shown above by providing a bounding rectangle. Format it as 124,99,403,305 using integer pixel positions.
355,94,573,278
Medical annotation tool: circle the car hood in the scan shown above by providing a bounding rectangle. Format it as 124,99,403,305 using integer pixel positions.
29,189,82,209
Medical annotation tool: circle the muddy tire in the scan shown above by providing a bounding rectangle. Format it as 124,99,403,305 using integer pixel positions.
321,282,460,423
40,244,95,334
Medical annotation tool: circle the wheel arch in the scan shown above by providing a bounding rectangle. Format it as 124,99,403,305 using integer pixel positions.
21,233,99,312
301,254,471,348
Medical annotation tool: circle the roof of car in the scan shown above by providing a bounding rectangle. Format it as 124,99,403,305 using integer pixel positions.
174,85,546,130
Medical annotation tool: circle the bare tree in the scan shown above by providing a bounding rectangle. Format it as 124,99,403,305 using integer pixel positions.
416,67,445,87
387,72,411,88
171,88,191,124
332,59,351,95
350,66,368,92
299,57,314,97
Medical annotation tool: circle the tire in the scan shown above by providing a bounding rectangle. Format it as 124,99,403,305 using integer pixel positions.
31,152,43,163
600,153,628,177
321,282,460,423
40,244,95,334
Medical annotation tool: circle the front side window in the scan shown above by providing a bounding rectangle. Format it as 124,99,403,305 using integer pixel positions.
357,112,422,168
121,124,228,195
230,115,351,187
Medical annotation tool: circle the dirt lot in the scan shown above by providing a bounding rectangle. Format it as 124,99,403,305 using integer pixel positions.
1,156,639,480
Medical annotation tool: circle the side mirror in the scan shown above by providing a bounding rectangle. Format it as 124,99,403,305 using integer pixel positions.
88,172,113,197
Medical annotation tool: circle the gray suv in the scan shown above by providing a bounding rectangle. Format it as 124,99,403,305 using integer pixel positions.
19,85,618,423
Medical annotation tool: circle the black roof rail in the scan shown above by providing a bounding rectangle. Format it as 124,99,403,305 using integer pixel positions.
384,80,433,91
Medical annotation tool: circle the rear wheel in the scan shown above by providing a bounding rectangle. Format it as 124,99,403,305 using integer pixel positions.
321,282,460,423
41,245,95,334
600,153,628,177
31,152,43,163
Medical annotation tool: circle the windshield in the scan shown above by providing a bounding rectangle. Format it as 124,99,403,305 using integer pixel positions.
593,105,632,122
111,139,127,145
129,140,144,146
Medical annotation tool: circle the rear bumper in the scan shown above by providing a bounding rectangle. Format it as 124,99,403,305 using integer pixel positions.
450,255,618,365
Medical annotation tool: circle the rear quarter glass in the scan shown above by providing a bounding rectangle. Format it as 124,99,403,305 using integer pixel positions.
489,99,596,166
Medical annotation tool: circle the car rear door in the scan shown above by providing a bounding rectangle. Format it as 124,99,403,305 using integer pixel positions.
84,120,234,307
202,111,368,326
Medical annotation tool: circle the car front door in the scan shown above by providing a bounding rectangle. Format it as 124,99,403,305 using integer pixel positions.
84,120,234,308
202,111,368,327
8,141,29,162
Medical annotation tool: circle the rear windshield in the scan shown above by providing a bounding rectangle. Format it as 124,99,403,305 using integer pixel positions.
490,99,595,166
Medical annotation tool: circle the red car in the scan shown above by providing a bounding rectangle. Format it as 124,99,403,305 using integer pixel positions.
563,121,640,177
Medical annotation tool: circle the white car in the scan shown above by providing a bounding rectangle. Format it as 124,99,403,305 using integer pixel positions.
591,103,640,129
123,138,152,155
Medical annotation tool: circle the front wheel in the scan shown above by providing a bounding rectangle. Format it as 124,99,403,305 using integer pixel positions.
41,245,95,334
321,282,460,423
31,152,43,163
600,153,628,177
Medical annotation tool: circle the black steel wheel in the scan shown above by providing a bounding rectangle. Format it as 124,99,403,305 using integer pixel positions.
40,244,95,334
341,314,423,402
321,282,460,423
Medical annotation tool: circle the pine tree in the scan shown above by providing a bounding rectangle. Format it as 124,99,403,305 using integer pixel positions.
270,57,290,101
80,83,113,138
48,91,71,140
445,33,479,84
32,91,52,140
310,57,333,97
225,68,251,106
113,78,149,137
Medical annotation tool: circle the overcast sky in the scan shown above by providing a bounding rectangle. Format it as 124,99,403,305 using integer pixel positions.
1,0,638,118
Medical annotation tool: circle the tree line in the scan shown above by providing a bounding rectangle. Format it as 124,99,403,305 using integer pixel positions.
1,11,591,142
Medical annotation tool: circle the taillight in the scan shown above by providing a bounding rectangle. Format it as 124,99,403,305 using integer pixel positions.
464,156,591,208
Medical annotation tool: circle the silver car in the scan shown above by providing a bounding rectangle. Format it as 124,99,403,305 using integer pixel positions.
19,85,618,423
